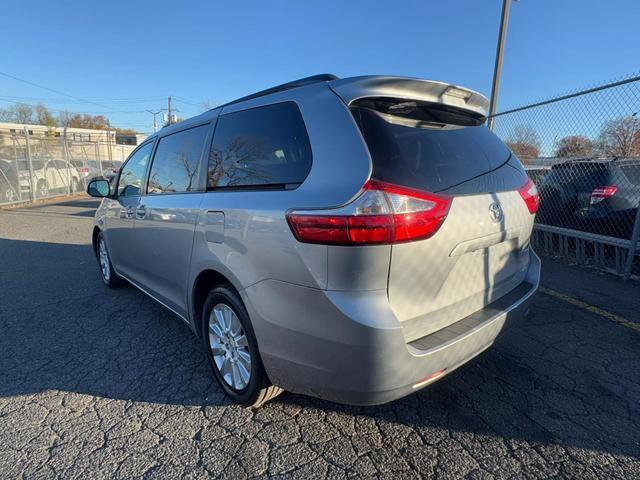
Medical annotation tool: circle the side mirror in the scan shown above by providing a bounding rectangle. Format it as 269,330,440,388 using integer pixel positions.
87,178,110,198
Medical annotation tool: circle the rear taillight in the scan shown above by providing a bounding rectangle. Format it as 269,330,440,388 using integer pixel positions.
79,167,90,173
518,178,539,214
286,180,451,245
590,185,617,205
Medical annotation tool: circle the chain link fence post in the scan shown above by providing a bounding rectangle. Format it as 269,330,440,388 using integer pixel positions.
63,128,72,195
623,200,640,280
23,127,36,201
96,141,102,175
10,135,21,202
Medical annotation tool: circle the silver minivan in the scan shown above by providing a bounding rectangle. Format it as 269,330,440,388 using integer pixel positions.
87,74,540,407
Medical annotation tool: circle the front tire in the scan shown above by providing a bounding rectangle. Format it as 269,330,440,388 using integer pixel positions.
97,232,123,288
202,285,282,408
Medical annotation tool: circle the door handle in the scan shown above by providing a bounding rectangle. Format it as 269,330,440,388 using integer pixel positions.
135,205,146,219
121,206,134,219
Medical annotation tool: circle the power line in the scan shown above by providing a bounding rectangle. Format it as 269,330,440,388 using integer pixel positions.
171,95,202,107
0,98,150,115
0,71,208,118
0,94,169,103
0,71,131,113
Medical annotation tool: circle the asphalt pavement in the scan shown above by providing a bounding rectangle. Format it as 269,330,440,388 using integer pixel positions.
0,197,639,479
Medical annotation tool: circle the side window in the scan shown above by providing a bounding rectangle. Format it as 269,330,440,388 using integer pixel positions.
118,142,154,197
147,125,209,194
207,102,312,189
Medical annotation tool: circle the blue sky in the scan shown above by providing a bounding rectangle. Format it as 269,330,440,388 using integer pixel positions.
1,0,639,134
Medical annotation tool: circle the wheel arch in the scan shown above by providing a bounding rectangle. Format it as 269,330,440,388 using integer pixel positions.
91,226,101,257
191,269,242,338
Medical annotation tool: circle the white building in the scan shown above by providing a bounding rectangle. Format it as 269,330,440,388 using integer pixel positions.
0,122,140,163
0,122,117,143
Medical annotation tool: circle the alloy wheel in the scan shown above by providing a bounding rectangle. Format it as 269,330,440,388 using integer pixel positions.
98,237,111,283
208,303,252,390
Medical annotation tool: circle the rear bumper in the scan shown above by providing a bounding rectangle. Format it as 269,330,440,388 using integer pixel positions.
244,250,541,406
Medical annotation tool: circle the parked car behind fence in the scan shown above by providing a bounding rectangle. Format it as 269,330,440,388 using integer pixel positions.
0,130,137,206
536,158,640,239
18,159,84,198
70,160,103,186
0,156,84,204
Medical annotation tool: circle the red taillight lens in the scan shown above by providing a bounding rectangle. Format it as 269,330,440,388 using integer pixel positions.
518,178,539,214
590,185,617,205
284,215,349,244
79,167,90,173
347,214,394,243
286,180,451,245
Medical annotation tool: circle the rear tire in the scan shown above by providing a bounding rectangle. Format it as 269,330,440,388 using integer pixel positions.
96,232,123,288
202,285,282,408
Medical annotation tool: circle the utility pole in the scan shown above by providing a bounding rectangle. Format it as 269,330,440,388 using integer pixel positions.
146,109,162,132
167,96,172,126
488,0,513,130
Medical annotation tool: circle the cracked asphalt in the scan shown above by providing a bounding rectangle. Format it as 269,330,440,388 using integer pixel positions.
1,197,639,479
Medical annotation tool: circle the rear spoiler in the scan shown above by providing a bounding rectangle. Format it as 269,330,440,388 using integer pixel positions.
329,76,489,118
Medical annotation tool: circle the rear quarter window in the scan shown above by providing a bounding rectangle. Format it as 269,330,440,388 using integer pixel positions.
207,102,312,189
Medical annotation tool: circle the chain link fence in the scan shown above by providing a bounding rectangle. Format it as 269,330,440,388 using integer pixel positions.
491,73,640,279
0,130,136,206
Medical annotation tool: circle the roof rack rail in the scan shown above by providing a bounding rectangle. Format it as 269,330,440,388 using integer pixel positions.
218,74,338,109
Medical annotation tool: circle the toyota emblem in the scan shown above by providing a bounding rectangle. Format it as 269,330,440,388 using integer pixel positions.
489,202,503,223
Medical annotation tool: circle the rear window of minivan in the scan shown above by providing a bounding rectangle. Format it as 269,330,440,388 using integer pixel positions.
351,101,515,193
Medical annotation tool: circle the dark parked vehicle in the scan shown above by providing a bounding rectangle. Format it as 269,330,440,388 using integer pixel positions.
537,159,640,239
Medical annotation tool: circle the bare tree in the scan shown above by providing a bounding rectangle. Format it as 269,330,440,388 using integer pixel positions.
505,125,541,163
555,135,593,158
595,115,640,157
0,107,14,122
58,111,73,128
34,104,57,127
0,103,35,124
15,104,34,124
